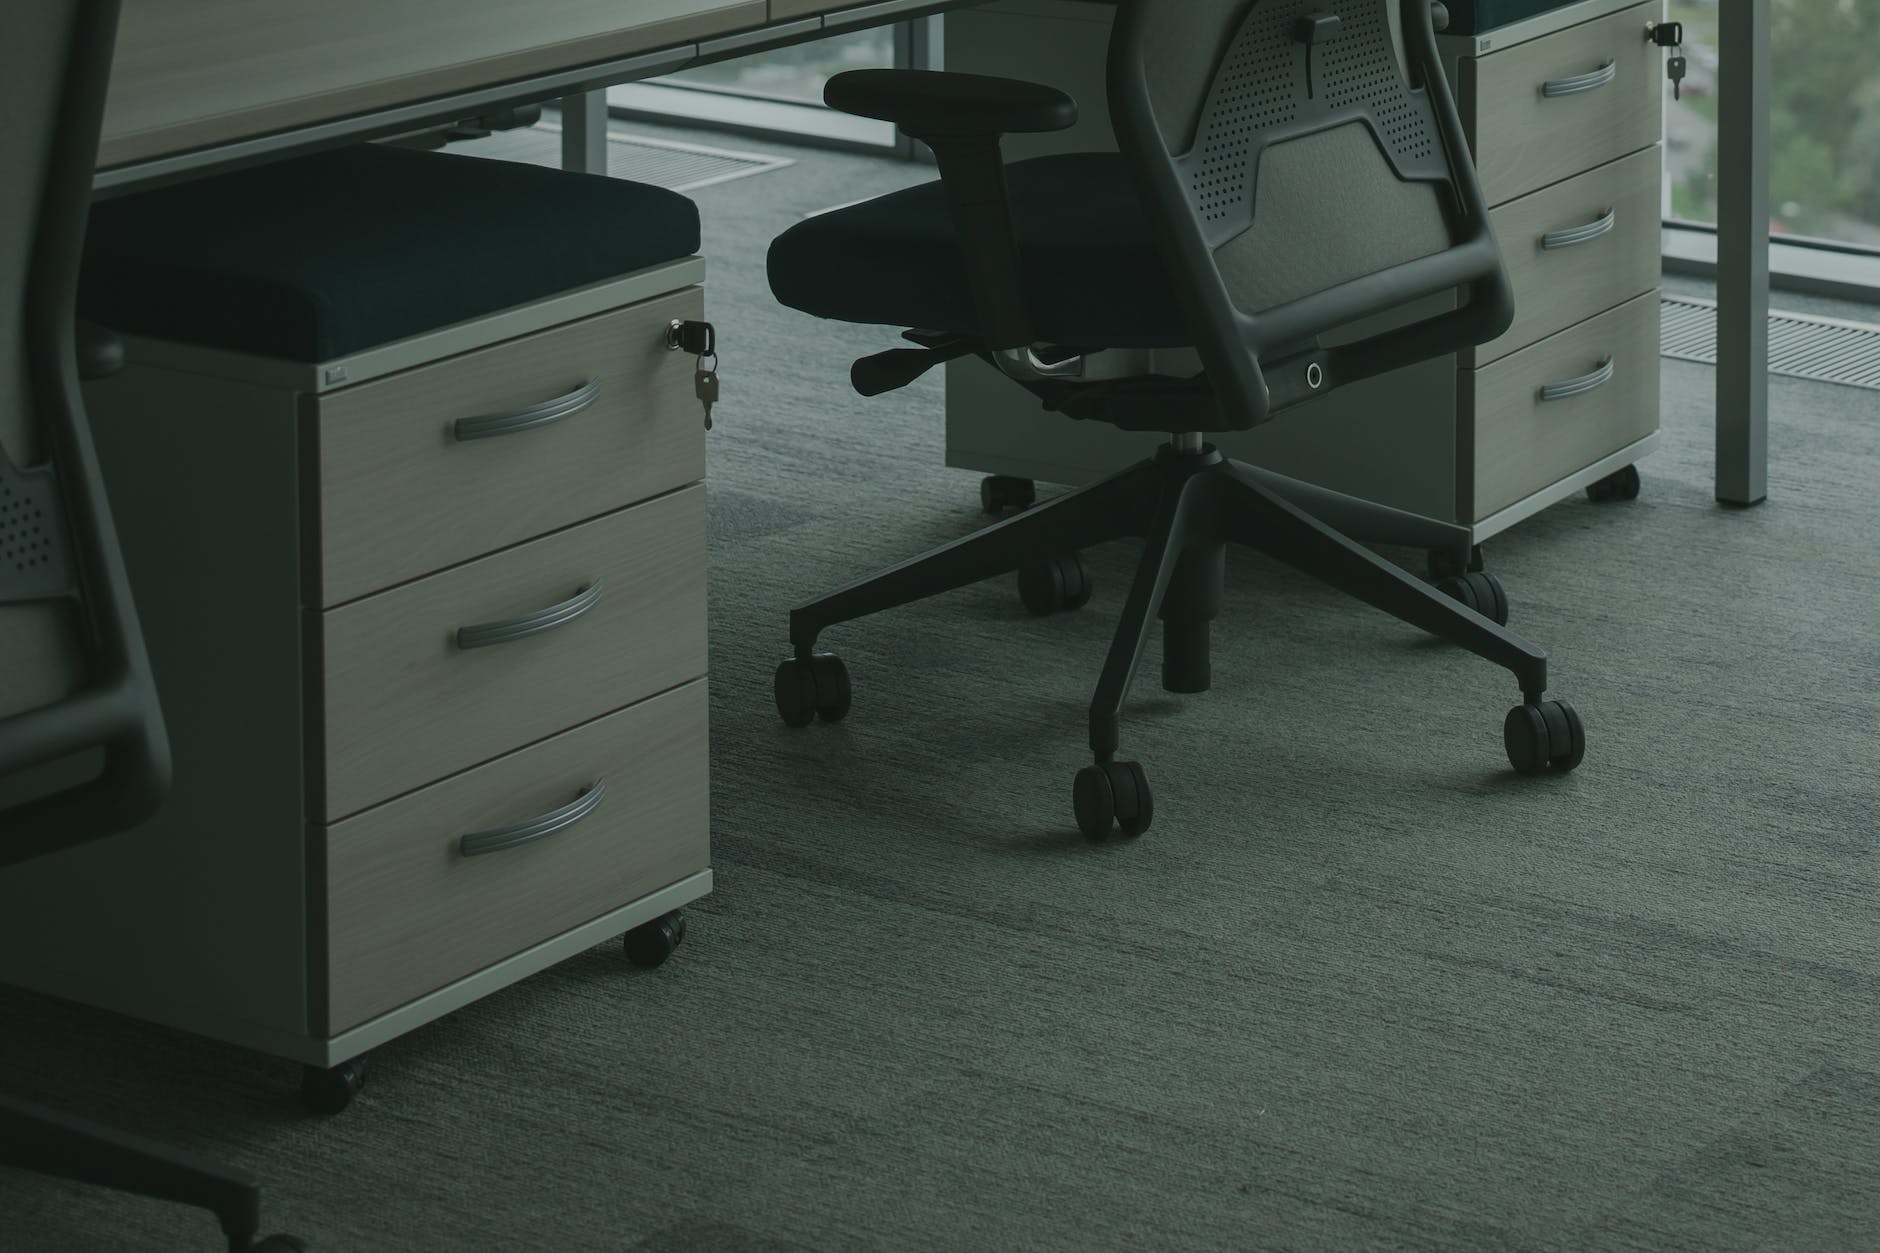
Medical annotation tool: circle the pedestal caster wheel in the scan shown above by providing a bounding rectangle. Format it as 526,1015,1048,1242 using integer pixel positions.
624,910,687,969
1073,760,1153,841
1586,464,1640,501
1018,552,1092,616
300,1055,368,1116
1436,569,1509,625
1504,699,1585,775
250,1236,311,1252
980,474,1036,514
1426,544,1485,580
774,652,851,726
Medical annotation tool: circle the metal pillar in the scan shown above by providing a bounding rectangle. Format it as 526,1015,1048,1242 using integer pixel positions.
559,90,609,174
1715,0,1769,506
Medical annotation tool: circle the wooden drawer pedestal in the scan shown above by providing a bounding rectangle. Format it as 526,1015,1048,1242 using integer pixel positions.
0,265,711,1068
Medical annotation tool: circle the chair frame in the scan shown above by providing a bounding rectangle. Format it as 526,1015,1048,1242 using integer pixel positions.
772,0,1586,839
2,4,302,1247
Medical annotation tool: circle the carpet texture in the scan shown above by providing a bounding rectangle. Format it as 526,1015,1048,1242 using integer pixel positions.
3,123,1877,1252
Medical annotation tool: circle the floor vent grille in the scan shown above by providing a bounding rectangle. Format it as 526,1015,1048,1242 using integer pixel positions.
451,124,792,192
1662,294,1880,391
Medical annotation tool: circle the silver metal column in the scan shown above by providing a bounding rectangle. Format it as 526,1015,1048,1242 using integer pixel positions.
1715,0,1769,506
559,90,610,175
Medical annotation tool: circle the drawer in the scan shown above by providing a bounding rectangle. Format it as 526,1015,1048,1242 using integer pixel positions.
1468,144,1662,366
1458,0,1660,205
317,678,708,1034
308,287,706,607
313,484,706,820
1465,288,1659,520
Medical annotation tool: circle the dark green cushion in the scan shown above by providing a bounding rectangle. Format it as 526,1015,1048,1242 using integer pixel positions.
79,144,700,361
767,151,1191,349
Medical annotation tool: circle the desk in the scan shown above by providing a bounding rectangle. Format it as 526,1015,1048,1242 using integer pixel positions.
94,0,1769,506
22,0,1773,1106
943,0,1768,514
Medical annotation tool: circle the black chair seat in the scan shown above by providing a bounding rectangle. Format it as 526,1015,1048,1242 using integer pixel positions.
767,151,1190,349
79,143,701,361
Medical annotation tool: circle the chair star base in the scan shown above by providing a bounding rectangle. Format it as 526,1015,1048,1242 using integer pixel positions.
774,438,1585,839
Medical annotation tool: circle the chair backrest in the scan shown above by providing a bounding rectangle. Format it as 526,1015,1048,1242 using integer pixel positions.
1,0,170,867
1106,0,1513,425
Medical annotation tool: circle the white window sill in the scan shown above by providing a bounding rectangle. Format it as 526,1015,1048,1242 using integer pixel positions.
1663,225,1880,307
606,82,896,149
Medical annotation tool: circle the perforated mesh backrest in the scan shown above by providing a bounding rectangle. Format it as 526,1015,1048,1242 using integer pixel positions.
1,0,170,860
1,5,86,728
1108,0,1508,423
0,5,78,475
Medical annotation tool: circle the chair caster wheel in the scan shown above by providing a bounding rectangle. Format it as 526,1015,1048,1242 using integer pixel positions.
300,1056,368,1116
1018,552,1092,616
1504,699,1585,775
1073,759,1152,840
1426,544,1484,581
774,652,851,726
624,910,687,969
1436,569,1509,625
980,474,1036,514
1586,464,1640,501
251,1235,311,1252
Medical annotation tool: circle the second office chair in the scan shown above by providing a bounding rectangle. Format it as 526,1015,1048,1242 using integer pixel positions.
765,0,1585,839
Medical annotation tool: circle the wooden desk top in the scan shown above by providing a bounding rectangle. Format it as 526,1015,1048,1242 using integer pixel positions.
99,0,934,176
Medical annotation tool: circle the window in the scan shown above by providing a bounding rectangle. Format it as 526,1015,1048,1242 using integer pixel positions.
660,27,895,106
607,28,903,148
1666,0,1880,254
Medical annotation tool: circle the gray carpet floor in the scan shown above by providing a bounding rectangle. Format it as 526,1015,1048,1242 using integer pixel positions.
5,122,1880,1252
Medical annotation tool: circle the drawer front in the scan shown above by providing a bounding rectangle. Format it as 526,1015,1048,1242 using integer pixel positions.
311,288,706,607
319,678,708,1034
1461,1,1660,205
316,485,706,820
1467,288,1659,520
1469,144,1662,366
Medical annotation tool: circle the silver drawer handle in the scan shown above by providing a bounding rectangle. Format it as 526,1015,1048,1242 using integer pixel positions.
460,780,606,857
1541,208,1616,250
451,379,600,441
1541,61,1617,97
455,580,602,650
1539,357,1614,402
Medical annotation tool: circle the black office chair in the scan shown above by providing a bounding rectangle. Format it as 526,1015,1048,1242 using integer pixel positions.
766,0,1585,839
1,3,303,1248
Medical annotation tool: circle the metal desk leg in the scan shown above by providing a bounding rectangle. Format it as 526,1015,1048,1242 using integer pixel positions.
559,90,609,175
1715,0,1769,506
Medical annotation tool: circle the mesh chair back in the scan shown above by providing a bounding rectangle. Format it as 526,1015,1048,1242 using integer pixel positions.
1107,0,1512,425
1,0,170,865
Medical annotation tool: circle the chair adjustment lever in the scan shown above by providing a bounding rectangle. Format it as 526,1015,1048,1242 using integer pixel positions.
850,337,978,397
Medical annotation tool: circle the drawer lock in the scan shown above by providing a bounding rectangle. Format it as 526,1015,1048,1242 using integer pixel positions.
667,319,720,432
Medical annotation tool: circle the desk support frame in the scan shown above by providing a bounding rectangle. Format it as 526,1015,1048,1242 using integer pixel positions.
559,91,610,174
1715,0,1770,506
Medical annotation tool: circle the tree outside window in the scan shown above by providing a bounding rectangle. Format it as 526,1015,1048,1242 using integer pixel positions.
1668,0,1880,250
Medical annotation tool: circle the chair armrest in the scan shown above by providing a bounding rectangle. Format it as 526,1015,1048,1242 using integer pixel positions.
825,69,1076,139
825,70,1076,351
